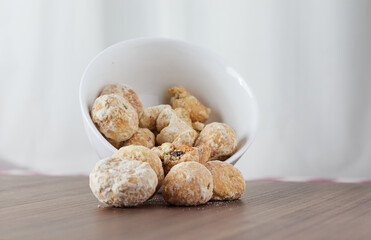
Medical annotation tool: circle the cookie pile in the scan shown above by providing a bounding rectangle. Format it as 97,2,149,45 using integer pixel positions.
89,83,246,207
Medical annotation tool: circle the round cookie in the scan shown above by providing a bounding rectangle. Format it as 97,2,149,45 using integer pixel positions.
122,128,155,149
162,162,213,206
100,83,143,115
168,86,211,123
204,161,245,201
152,143,210,175
195,122,237,160
112,145,164,192
89,157,157,207
91,94,138,142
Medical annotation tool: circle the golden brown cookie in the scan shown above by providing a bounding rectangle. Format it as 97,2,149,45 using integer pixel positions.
112,145,164,192
156,114,196,145
162,162,213,206
139,104,171,131
91,94,139,142
122,128,155,149
100,83,143,115
152,143,210,175
89,157,157,207
204,161,245,201
168,86,211,123
195,122,237,160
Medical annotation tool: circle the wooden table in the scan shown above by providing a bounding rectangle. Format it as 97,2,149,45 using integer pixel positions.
1,175,370,240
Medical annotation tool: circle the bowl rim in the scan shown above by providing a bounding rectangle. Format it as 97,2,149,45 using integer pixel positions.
79,37,259,164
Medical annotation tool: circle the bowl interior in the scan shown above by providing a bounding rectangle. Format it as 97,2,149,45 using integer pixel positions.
80,38,258,164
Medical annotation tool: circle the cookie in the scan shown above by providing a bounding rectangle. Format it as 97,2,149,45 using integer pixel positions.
100,83,143,115
195,122,237,160
168,86,211,123
112,145,164,192
91,94,139,142
139,104,171,131
89,157,157,207
122,128,155,149
162,162,213,206
152,143,211,175
204,161,245,200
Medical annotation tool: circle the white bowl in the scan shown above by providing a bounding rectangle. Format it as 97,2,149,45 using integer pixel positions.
80,38,258,165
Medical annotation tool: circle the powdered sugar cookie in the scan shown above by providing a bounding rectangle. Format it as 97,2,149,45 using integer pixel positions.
195,122,237,160
168,86,211,123
162,162,213,206
204,160,245,200
91,94,138,142
122,128,155,149
100,83,143,115
112,145,164,192
89,157,157,207
139,104,171,131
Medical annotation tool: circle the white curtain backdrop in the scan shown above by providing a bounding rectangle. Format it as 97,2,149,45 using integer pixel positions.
1,0,370,179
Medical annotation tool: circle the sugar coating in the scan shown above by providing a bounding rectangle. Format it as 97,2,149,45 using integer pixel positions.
100,83,143,115
91,94,138,142
162,162,213,206
89,157,157,207
204,160,245,200
112,145,164,192
139,104,171,131
168,86,211,123
195,122,237,160
122,128,155,149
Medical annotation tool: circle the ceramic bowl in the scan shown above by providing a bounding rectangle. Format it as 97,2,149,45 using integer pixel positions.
80,38,258,165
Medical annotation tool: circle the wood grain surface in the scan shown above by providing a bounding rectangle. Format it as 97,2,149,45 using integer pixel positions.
0,175,370,240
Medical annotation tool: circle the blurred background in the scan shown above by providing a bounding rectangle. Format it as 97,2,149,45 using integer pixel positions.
1,0,371,180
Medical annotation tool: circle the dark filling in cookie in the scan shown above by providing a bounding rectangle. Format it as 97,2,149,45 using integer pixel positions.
169,149,185,157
